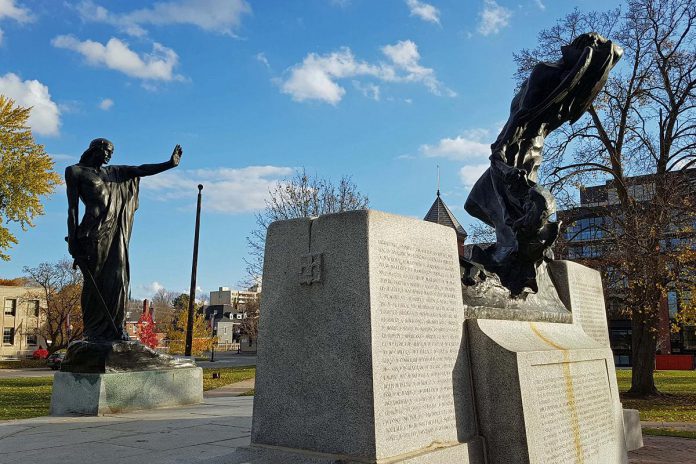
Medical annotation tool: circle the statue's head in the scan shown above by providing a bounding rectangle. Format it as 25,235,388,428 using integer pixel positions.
561,32,623,69
80,138,114,165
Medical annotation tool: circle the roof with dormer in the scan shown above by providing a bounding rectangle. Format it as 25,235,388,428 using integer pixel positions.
424,190,468,240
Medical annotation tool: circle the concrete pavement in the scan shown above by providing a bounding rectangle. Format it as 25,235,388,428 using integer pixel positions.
0,368,56,379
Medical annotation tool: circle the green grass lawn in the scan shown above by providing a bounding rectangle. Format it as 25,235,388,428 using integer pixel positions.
617,370,696,423
0,377,53,420
202,366,255,391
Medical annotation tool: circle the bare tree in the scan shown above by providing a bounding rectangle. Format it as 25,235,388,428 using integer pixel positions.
152,287,177,328
515,0,696,395
239,297,260,345
23,258,83,353
245,168,369,284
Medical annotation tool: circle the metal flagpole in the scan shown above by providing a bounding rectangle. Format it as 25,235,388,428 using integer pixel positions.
185,184,203,357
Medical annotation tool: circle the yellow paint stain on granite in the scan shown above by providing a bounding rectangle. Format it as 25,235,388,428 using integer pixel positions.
530,322,584,463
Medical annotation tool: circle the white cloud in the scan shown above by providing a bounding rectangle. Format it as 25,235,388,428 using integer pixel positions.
406,0,440,25
459,163,490,188
352,81,380,101
256,52,270,69
142,165,294,214
382,40,454,96
420,129,491,160
0,73,61,136
0,0,33,23
281,40,453,104
478,0,512,36
52,35,183,82
75,0,251,37
49,153,77,162
134,281,165,300
99,98,114,110
533,0,545,11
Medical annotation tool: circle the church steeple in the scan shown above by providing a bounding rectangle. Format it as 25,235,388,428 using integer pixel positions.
423,193,468,242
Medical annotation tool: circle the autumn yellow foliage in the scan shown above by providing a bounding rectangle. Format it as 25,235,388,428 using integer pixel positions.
166,310,215,356
0,96,61,260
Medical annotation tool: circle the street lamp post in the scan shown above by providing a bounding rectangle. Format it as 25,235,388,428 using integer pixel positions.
185,184,203,357
210,309,217,362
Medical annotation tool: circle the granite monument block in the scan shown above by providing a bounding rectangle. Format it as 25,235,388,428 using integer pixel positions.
251,210,484,463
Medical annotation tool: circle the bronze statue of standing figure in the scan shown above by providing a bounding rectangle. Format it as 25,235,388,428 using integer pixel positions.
464,33,623,295
63,139,191,372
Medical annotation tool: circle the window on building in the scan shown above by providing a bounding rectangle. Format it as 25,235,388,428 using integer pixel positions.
683,326,696,350
26,333,37,345
3,328,14,345
668,291,679,319
4,299,16,316
610,329,632,351
28,300,40,317
563,217,608,242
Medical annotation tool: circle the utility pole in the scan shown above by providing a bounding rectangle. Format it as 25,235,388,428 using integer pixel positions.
185,184,203,357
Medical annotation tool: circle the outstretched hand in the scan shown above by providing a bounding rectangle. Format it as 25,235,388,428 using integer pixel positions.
170,144,183,167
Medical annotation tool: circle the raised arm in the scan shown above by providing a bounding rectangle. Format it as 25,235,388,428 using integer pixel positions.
65,166,81,258
126,145,182,178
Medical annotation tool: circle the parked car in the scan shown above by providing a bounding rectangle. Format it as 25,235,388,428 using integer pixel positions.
46,352,64,370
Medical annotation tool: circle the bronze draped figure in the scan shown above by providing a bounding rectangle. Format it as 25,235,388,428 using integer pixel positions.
464,33,624,295
63,138,186,372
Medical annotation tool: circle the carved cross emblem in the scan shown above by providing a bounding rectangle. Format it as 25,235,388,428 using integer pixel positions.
300,253,323,285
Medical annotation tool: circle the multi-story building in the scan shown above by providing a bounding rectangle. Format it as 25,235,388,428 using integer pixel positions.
1,284,46,359
209,286,259,310
205,285,261,345
557,171,696,366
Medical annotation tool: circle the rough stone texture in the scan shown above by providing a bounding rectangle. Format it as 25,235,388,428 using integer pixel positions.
50,367,203,416
548,260,611,346
252,210,482,463
467,319,628,464
623,409,644,452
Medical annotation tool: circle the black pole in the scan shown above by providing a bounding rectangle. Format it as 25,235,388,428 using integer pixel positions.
185,184,203,357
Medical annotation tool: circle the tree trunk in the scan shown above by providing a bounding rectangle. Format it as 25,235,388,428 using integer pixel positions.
628,314,658,396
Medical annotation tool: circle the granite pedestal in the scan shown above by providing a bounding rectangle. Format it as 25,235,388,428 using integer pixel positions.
466,260,637,464
249,210,640,464
50,367,203,416
251,210,484,463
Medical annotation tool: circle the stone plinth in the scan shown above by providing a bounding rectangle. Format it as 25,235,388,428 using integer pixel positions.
548,260,611,346
467,318,628,464
50,367,203,416
252,210,483,463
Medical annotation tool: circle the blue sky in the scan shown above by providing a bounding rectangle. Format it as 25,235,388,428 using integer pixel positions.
1,0,622,299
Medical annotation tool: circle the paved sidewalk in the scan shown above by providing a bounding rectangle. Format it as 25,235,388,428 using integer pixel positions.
0,368,56,379
204,378,255,398
1,392,694,463
630,435,696,463
0,396,253,464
